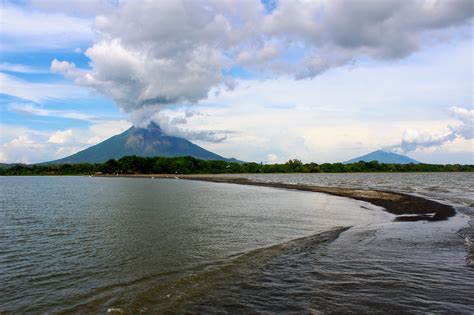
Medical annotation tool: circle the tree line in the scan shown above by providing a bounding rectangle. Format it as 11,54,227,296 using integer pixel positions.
1,155,473,176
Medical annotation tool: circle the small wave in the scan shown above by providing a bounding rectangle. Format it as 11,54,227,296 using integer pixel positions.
466,235,474,268
457,225,474,268
118,226,351,313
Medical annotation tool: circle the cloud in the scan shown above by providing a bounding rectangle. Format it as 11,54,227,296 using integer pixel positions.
0,63,46,74
0,120,130,163
409,137,474,164
0,72,89,102
390,128,454,154
52,38,226,113
87,119,131,143
128,106,232,143
449,106,474,140
52,0,473,120
266,153,279,164
175,62,472,163
47,129,74,144
389,106,473,154
9,102,98,121
0,124,30,143
28,0,118,17
0,131,50,164
0,4,93,51
2,1,471,164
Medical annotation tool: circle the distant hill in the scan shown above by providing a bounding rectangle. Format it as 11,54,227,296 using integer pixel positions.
44,123,239,164
344,150,419,164
0,163,15,168
0,163,26,168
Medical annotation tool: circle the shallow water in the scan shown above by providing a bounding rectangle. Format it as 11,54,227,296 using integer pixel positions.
1,174,473,313
239,172,474,208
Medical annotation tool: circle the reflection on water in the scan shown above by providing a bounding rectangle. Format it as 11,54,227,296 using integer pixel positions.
1,174,473,313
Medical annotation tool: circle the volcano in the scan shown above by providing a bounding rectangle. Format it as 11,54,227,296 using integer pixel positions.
344,150,419,164
45,123,238,164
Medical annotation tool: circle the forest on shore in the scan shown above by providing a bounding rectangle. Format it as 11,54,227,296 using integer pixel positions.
1,155,473,175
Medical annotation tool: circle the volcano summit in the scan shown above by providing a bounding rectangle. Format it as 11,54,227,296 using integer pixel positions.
45,123,237,164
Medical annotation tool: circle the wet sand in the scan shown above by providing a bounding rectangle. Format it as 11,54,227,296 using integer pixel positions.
98,174,456,221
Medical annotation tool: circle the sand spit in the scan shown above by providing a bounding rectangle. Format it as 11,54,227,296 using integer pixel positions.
98,174,456,221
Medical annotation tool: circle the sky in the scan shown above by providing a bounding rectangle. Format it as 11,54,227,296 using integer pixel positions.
0,0,473,164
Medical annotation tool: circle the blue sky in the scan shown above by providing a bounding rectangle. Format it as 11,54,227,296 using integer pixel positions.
0,0,473,164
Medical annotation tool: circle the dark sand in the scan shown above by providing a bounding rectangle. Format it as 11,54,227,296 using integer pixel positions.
98,174,456,221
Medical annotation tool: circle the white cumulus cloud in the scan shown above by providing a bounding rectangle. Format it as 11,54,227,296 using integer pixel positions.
0,120,131,164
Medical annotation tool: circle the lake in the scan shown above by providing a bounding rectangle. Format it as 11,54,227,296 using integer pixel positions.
1,174,473,313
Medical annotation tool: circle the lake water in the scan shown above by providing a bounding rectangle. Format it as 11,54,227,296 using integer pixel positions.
239,172,474,208
1,174,473,313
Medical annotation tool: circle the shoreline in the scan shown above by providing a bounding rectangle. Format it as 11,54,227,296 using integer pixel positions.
98,174,456,221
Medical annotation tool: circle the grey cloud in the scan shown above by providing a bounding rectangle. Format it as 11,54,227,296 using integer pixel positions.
128,106,232,143
153,114,232,143
389,130,456,154
184,110,203,118
449,106,474,140
52,0,473,121
264,0,473,63
388,106,473,154
170,116,187,125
